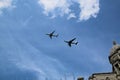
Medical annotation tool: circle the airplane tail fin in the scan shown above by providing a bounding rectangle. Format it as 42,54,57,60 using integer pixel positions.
75,42,78,45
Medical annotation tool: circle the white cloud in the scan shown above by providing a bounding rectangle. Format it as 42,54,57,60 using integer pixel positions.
0,0,15,14
38,0,100,21
78,0,100,21
38,0,71,16
67,13,76,20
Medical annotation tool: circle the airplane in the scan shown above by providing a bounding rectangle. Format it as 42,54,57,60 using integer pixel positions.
46,31,59,39
64,38,78,47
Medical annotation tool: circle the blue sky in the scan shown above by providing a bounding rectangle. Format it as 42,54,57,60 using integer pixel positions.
0,0,120,80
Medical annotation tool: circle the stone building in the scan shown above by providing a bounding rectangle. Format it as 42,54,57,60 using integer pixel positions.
89,41,120,80
78,41,120,80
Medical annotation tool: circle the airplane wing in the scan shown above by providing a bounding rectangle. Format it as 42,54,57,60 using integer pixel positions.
68,43,72,47
50,36,52,39
70,38,76,42
64,41,71,47
46,34,52,39
51,30,55,34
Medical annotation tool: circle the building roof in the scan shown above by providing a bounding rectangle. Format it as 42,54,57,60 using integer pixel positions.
89,72,116,79
110,41,120,56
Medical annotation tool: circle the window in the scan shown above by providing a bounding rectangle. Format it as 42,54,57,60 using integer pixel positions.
115,64,120,71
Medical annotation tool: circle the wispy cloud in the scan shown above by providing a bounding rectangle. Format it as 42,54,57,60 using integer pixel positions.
21,16,33,26
0,27,66,80
11,38,65,80
0,0,15,14
38,0,100,21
